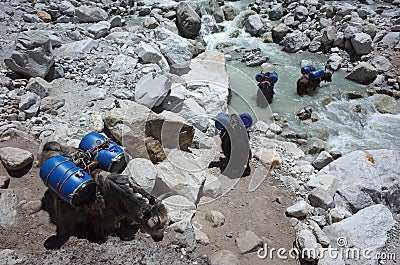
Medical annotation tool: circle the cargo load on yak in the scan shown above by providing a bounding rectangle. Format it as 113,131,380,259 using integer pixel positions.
255,71,278,106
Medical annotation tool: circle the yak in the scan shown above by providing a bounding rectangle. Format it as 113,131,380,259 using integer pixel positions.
296,71,333,96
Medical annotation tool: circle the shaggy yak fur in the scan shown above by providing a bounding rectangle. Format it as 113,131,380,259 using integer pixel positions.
257,79,275,107
39,141,168,246
220,114,251,178
296,72,333,96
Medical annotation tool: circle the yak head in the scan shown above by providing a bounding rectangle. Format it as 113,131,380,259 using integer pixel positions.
140,201,168,242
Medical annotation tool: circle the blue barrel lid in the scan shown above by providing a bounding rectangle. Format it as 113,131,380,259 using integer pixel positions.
255,73,265,82
269,72,278,84
215,113,230,130
240,113,253,128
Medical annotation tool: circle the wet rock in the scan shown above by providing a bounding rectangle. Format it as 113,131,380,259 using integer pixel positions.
205,210,225,227
0,147,34,172
19,92,41,119
312,151,333,169
123,158,157,195
0,189,17,227
135,73,172,109
346,62,378,84
88,21,111,39
235,230,263,254
75,5,108,23
202,175,222,199
346,91,364,99
269,4,283,21
282,30,310,53
308,188,334,210
307,140,325,154
176,2,201,39
245,14,263,37
110,15,122,28
272,23,289,42
351,33,373,55
329,207,352,223
323,204,395,265
210,250,239,265
163,195,196,222
286,200,313,218
370,94,400,114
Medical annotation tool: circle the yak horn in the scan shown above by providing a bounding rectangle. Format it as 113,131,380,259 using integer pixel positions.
156,192,172,201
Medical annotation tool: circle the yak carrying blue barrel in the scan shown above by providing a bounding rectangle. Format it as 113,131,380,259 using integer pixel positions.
39,156,95,206
309,69,324,81
301,65,316,75
79,132,126,173
269,72,278,84
215,113,230,130
255,73,265,82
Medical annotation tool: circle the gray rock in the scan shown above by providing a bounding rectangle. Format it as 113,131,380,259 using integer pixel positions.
378,32,400,49
308,36,321,52
370,94,400,114
336,3,357,16
272,23,289,42
235,230,263,254
163,195,196,222
23,13,41,23
110,15,122,28
363,23,377,38
176,2,201,39
345,62,377,84
308,188,334,210
89,87,106,100
75,5,108,23
161,83,187,112
282,31,310,53
0,189,17,227
286,200,313,218
194,226,209,245
135,41,163,64
312,151,333,169
0,147,34,171
327,53,343,71
88,21,111,39
156,28,194,71
307,174,338,196
321,26,337,46
245,14,263,37
370,55,392,73
110,54,138,74
143,17,159,29
309,220,330,247
222,6,237,21
202,175,222,199
296,229,318,261
210,250,239,265
269,4,283,21
135,73,172,109
112,89,134,100
318,149,400,212
25,77,50,99
0,175,10,189
55,39,99,59
323,204,395,265
329,207,352,223
19,92,41,119
205,210,225,227
176,98,209,131
21,200,42,215
40,96,65,112
268,123,282,134
351,33,373,55
294,5,309,22
123,158,157,194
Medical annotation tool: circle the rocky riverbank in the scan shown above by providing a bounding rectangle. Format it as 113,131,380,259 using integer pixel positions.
0,0,399,265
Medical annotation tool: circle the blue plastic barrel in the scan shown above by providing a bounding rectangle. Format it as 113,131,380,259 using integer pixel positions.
309,69,324,81
255,73,265,82
240,113,253,128
301,65,316,75
40,156,95,206
79,132,126,173
215,113,230,131
269,72,278,84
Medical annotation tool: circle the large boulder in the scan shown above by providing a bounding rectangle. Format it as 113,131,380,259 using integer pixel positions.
272,23,289,42
269,4,283,21
378,32,400,49
176,2,201,39
54,39,99,59
176,98,210,131
75,5,108,23
370,55,392,73
180,51,230,117
134,73,172,109
282,31,310,53
104,100,195,163
317,149,400,213
0,147,34,171
345,62,377,84
87,21,111,39
155,28,195,72
323,204,395,265
245,14,263,37
351,33,373,55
